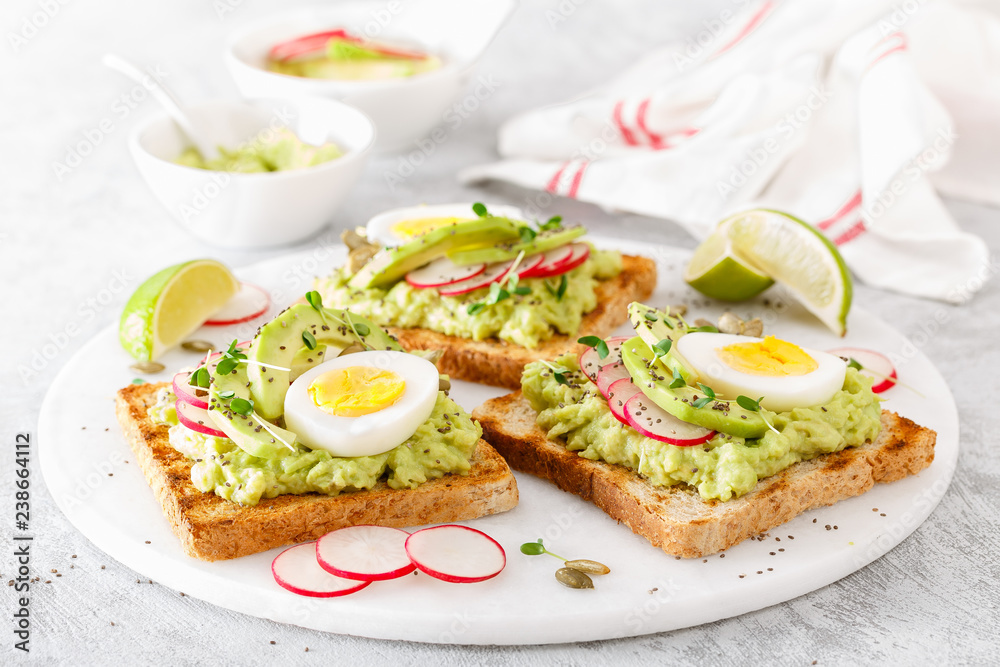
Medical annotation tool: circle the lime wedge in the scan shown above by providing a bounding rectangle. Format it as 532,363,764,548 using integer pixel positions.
685,209,853,336
119,259,240,361
685,229,775,302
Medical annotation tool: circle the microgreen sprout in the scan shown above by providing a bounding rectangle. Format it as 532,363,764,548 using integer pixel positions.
694,324,720,334
302,330,317,350
305,290,323,311
465,252,530,314
544,274,568,301
692,384,716,409
520,538,567,560
191,367,211,389
541,360,572,386
217,339,290,374
643,311,658,322
735,395,780,434
218,390,235,400
519,226,537,243
578,335,609,360
538,215,563,232
652,339,672,358
668,367,686,389
472,202,488,217
230,397,254,416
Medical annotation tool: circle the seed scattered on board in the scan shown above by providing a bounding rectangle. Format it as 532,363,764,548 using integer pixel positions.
555,567,594,589
181,340,214,353
130,361,165,374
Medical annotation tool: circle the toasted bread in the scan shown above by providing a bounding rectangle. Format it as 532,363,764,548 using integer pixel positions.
473,392,936,558
115,382,519,561
387,254,657,389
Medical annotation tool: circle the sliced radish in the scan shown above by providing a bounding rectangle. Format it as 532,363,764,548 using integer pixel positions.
175,400,228,438
828,347,898,394
578,336,630,383
520,246,574,278
316,525,415,582
205,283,270,326
596,362,631,399
404,525,505,583
514,252,546,277
272,542,372,598
606,377,641,426
623,392,716,446
269,29,350,61
437,260,515,297
405,257,487,289
173,371,208,410
546,243,591,276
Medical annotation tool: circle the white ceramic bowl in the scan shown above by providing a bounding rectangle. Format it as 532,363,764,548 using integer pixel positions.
365,202,525,246
225,0,515,152
130,97,375,249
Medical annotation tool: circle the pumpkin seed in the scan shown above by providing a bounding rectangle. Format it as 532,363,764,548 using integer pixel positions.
668,304,688,317
181,340,214,353
693,318,714,329
717,312,744,335
347,244,380,273
555,567,594,589
130,361,165,374
438,375,451,393
741,317,764,337
564,559,610,575
340,227,369,251
338,343,365,357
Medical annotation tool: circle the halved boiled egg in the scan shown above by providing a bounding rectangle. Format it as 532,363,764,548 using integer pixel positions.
365,203,527,247
283,350,439,457
676,333,846,412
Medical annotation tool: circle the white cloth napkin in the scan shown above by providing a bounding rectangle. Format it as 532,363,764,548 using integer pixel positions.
460,0,995,303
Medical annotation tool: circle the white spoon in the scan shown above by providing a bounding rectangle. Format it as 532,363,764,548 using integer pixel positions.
102,53,220,161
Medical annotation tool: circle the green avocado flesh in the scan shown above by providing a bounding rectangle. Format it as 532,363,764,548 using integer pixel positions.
348,217,524,289
447,226,588,266
174,127,342,173
318,250,623,348
626,302,697,382
150,388,480,506
520,354,882,502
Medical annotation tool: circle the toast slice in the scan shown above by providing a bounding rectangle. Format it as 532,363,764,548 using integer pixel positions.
116,382,519,561
387,254,657,389
473,392,936,558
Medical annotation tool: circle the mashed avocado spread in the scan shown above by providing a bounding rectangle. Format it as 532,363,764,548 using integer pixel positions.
175,127,343,173
521,356,882,501
315,250,622,348
149,387,480,506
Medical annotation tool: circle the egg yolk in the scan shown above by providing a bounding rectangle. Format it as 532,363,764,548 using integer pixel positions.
308,366,405,417
391,216,468,239
716,336,819,377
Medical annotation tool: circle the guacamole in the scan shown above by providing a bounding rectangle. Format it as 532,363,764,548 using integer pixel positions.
149,387,480,506
521,356,882,501
316,250,623,348
174,127,343,173
268,37,443,80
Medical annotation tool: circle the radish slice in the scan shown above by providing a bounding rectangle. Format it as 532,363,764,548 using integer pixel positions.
606,377,641,426
596,362,631,399
404,525,505,583
514,252,546,278
205,283,270,326
546,243,591,276
271,543,372,598
828,347,898,394
316,525,415,582
437,260,515,297
405,258,487,289
172,371,208,410
175,400,228,438
623,393,716,446
520,246,574,278
578,336,630,383
269,29,350,61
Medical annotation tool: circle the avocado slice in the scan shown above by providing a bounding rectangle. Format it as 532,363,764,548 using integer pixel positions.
446,225,587,266
348,216,522,289
206,365,298,459
620,336,767,439
627,302,698,383
246,303,402,419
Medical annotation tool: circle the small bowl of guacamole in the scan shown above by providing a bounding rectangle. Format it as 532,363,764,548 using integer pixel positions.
225,0,516,151
129,96,375,249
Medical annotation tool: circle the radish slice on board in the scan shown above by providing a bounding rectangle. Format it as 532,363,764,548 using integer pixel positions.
828,347,898,394
316,525,415,581
405,258,487,289
271,543,371,598
436,260,515,297
175,400,228,438
404,525,505,583
606,378,641,426
519,246,574,278
205,283,270,326
172,371,208,410
595,362,631,399
623,393,716,446
578,336,630,383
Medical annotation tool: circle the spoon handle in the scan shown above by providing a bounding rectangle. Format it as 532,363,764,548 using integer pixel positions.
102,53,219,161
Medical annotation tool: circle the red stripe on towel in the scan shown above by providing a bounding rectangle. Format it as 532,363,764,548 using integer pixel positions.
613,101,640,146
816,191,862,231
546,162,570,193
713,1,776,58
567,161,589,198
833,220,866,246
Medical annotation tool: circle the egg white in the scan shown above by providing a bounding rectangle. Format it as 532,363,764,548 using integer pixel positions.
283,350,439,457
676,332,847,413
365,202,527,247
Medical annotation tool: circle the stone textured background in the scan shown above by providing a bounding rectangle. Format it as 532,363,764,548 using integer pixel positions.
1,0,997,663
